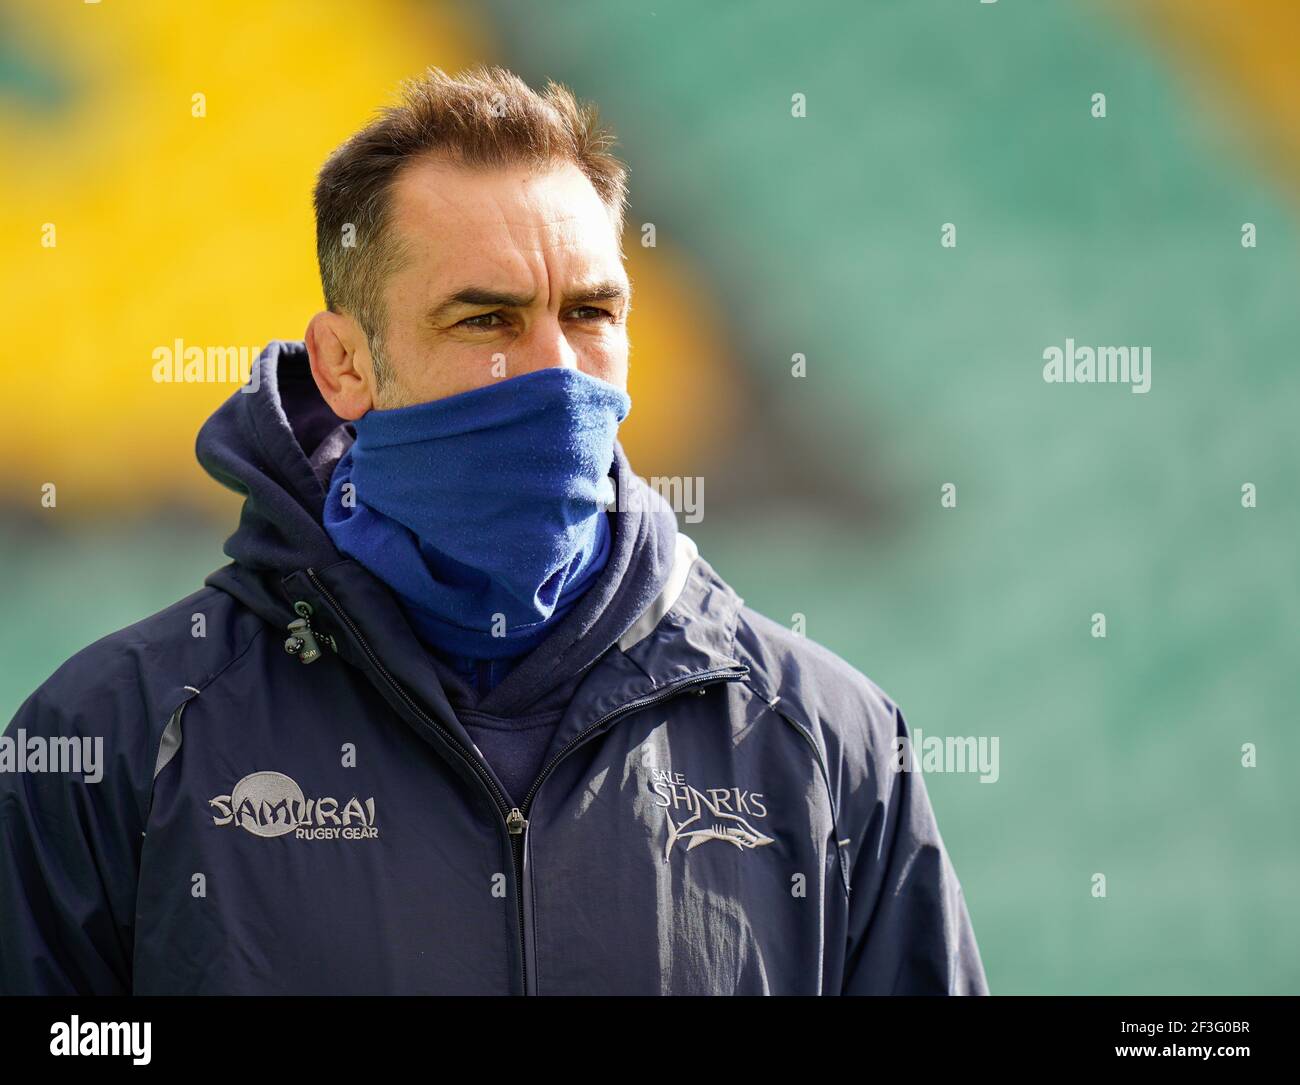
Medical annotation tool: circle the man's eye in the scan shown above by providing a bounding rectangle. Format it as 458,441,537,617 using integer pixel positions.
569,306,616,322
459,312,506,329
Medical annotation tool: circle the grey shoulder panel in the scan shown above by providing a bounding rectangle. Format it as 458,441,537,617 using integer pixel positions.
153,699,189,781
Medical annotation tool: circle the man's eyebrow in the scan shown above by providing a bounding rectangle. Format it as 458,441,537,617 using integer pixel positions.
426,280,630,323
569,280,630,304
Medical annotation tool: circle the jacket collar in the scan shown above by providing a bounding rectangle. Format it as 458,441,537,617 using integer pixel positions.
269,538,746,787
618,534,745,675
278,531,744,705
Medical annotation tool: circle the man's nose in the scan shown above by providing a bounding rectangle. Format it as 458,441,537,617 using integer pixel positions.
509,314,579,375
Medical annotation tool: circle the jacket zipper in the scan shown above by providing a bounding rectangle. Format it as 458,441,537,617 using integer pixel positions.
303,567,747,995
510,665,749,993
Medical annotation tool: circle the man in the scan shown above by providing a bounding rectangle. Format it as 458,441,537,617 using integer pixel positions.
0,66,987,995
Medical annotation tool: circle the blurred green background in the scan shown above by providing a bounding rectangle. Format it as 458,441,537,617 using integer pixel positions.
2,0,1297,993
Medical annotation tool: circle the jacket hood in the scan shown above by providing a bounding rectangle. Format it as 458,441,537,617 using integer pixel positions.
197,339,348,589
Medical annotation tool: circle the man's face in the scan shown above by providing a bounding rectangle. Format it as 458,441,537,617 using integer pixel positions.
364,156,630,409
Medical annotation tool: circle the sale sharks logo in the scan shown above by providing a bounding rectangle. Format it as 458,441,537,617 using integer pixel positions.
649,769,774,861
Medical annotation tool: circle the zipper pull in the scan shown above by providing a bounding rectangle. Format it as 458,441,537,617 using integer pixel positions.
506,808,528,835
284,601,328,664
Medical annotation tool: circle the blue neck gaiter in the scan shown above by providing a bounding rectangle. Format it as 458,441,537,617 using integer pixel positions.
323,366,631,663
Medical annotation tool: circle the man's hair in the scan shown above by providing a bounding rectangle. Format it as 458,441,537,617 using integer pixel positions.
313,65,629,390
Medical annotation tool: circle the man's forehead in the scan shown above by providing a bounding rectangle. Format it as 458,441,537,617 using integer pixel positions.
385,158,625,303
390,156,613,242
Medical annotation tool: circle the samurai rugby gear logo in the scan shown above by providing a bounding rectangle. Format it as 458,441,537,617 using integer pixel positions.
209,771,378,841
650,769,773,860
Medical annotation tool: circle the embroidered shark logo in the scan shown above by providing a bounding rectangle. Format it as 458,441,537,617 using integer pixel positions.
661,785,775,860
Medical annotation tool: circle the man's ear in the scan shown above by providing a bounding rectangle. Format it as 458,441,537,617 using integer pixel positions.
305,310,376,421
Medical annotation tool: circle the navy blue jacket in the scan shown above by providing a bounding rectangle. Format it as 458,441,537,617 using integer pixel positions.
0,342,988,995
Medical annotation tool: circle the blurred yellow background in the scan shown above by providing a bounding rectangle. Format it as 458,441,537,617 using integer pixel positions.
1,0,737,517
